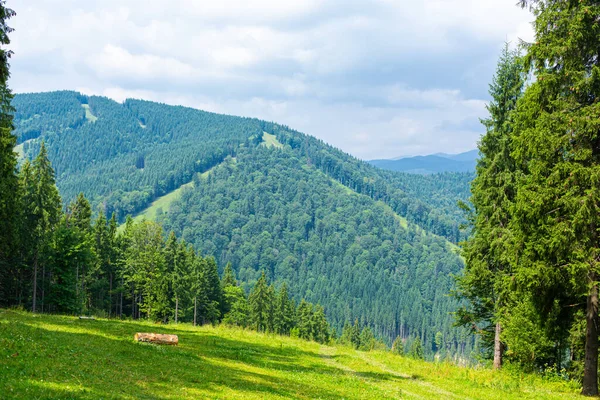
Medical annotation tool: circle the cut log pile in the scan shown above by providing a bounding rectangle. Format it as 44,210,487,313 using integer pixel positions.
134,333,179,345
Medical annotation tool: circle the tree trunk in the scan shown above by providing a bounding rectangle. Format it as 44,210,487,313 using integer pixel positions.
41,263,45,313
194,296,197,327
109,272,113,318
175,295,178,324
582,280,599,396
32,254,38,312
119,278,123,318
134,333,178,345
493,321,503,370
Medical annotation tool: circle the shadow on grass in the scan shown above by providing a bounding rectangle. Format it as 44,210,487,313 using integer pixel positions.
2,312,409,399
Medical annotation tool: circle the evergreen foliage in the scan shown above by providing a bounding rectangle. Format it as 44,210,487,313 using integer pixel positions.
455,44,524,368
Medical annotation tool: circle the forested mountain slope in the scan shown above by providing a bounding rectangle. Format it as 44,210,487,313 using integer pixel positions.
12,91,474,357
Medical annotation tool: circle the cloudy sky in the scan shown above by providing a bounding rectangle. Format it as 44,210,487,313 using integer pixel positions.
9,0,533,160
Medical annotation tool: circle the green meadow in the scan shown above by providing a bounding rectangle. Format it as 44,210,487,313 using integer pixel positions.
0,310,582,399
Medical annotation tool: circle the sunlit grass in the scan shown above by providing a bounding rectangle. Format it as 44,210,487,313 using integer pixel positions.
261,132,284,149
0,310,583,399
81,104,97,123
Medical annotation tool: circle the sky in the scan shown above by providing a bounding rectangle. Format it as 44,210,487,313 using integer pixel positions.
9,0,534,160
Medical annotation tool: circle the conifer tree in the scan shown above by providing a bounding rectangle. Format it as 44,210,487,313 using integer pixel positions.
248,271,270,332
410,336,424,360
25,143,62,312
350,319,361,349
456,43,524,369
340,321,353,346
513,0,600,394
359,326,375,351
220,263,237,316
312,305,330,344
221,263,237,288
273,283,295,335
0,1,16,306
296,299,313,340
222,285,249,327
392,336,404,355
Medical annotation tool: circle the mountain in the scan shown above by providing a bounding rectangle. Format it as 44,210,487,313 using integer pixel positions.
12,91,474,356
369,150,478,174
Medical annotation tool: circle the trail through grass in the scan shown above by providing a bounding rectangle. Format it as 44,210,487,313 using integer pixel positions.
0,310,582,399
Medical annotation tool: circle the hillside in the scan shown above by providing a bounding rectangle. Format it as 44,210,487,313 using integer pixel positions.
11,91,474,356
0,310,581,400
369,150,478,174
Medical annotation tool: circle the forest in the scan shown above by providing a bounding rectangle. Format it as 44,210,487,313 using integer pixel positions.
3,0,600,397
8,79,477,359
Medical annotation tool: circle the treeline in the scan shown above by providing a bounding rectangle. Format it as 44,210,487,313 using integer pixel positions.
457,0,600,396
4,117,341,348
0,142,332,343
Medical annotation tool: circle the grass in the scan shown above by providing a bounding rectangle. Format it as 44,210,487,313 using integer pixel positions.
128,164,225,227
261,132,284,149
131,180,195,225
14,143,24,159
82,104,98,123
0,310,582,400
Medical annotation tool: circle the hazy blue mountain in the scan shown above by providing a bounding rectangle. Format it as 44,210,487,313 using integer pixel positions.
369,149,478,174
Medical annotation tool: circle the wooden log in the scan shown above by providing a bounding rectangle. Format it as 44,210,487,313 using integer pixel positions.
134,333,178,345
78,316,95,320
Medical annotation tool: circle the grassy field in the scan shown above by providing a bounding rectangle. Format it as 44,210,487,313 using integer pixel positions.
82,104,98,123
0,310,582,399
129,165,223,226
131,180,195,224
261,132,284,149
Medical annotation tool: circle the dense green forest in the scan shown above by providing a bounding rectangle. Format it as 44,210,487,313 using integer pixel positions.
5,0,600,395
10,93,475,358
12,91,472,244
158,145,470,358
9,91,476,358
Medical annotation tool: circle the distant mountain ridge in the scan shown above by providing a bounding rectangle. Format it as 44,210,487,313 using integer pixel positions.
369,149,478,174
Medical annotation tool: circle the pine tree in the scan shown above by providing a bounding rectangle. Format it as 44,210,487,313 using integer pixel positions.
392,335,404,355
221,263,237,288
220,263,237,317
312,305,330,344
222,285,249,327
296,299,313,340
273,283,294,335
410,336,424,360
0,1,16,307
248,271,270,332
513,1,600,394
456,43,524,370
26,143,62,312
340,321,353,346
350,319,361,349
359,326,375,351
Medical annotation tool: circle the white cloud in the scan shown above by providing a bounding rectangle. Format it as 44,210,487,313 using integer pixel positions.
8,0,534,159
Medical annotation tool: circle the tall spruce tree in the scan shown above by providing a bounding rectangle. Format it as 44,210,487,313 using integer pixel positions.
0,1,16,306
514,0,600,395
26,143,62,312
248,271,271,332
455,44,524,369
